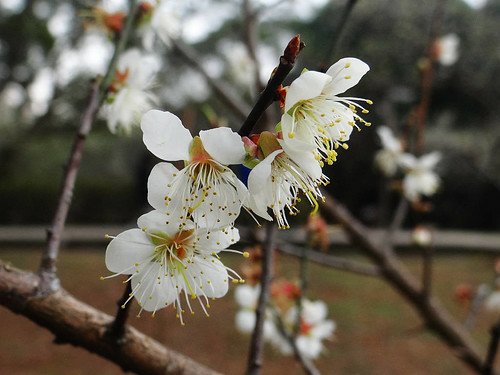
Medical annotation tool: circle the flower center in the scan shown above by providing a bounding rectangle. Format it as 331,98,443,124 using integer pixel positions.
150,229,194,262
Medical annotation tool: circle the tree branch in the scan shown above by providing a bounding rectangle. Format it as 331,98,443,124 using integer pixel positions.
483,321,500,375
321,194,489,374
246,222,276,375
0,261,221,375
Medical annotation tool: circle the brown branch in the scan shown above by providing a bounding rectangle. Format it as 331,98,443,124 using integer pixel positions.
107,281,133,340
0,262,221,375
483,321,500,375
321,194,489,374
242,0,263,92
170,39,250,121
422,245,434,299
238,34,304,137
246,222,276,375
277,243,381,277
271,307,321,375
37,1,140,295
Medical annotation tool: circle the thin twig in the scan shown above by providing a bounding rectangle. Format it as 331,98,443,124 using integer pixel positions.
421,244,434,299
271,306,321,375
483,321,500,375
238,34,304,137
246,222,275,375
386,197,409,246
242,0,263,92
37,1,139,295
277,243,380,277
321,0,359,69
107,281,133,340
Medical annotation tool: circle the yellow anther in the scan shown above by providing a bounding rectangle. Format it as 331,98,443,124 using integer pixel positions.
366,99,373,105
345,75,351,79
243,251,250,258
288,131,295,138
345,62,351,68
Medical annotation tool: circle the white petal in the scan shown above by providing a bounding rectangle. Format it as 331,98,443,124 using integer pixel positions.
419,152,441,170
137,210,191,237
248,150,282,194
190,256,229,298
303,300,328,324
236,310,256,333
310,320,336,340
147,162,179,211
234,284,260,308
279,140,322,180
105,229,153,274
280,112,315,147
285,71,331,112
296,336,322,359
398,153,417,170
324,57,370,95
247,193,273,221
195,226,240,253
141,110,192,161
131,263,177,312
199,127,246,165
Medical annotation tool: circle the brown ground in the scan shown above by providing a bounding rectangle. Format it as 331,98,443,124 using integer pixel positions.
0,247,496,375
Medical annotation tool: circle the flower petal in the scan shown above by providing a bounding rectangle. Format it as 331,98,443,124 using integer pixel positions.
199,127,246,165
137,210,193,238
285,71,331,112
325,57,370,95
419,151,441,170
105,229,153,274
141,110,192,161
279,140,322,181
195,226,240,253
248,150,282,195
189,256,229,298
147,162,179,211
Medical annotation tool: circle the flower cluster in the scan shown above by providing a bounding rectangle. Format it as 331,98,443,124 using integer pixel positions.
104,56,371,320
375,126,441,202
235,282,336,360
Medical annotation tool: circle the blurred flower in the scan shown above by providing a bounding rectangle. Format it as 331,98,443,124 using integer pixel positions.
271,279,301,311
435,34,460,66
27,67,55,117
234,284,277,338
280,57,371,166
140,0,181,50
274,299,336,359
399,152,441,202
485,291,500,315
246,128,327,229
411,225,432,247
375,126,404,177
104,210,241,323
102,48,159,134
142,110,249,229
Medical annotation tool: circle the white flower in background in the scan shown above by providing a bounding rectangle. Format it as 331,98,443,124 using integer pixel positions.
140,0,181,50
104,210,242,324
399,152,441,202
485,291,500,314
435,33,460,66
281,57,371,165
27,67,55,117
375,126,404,177
246,127,327,229
142,110,249,228
234,284,277,338
411,225,432,247
102,48,160,134
274,299,336,360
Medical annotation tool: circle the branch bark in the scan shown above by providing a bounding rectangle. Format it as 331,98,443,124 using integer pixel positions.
321,195,488,374
0,262,221,375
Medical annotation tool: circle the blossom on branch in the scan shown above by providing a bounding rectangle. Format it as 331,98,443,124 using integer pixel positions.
245,126,328,229
104,210,243,324
280,57,371,166
399,152,441,202
102,48,159,134
142,110,249,229
375,126,404,177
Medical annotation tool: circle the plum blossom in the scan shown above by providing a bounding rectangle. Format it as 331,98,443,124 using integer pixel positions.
139,0,181,50
399,152,441,202
104,210,243,323
246,124,328,229
234,284,277,338
435,33,460,66
375,126,404,177
102,48,160,134
280,57,371,165
273,299,336,359
142,110,249,228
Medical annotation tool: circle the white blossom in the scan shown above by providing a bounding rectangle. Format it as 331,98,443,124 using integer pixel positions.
142,110,249,229
104,210,242,323
281,57,371,165
399,152,441,202
375,126,404,177
102,48,159,134
436,33,460,66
